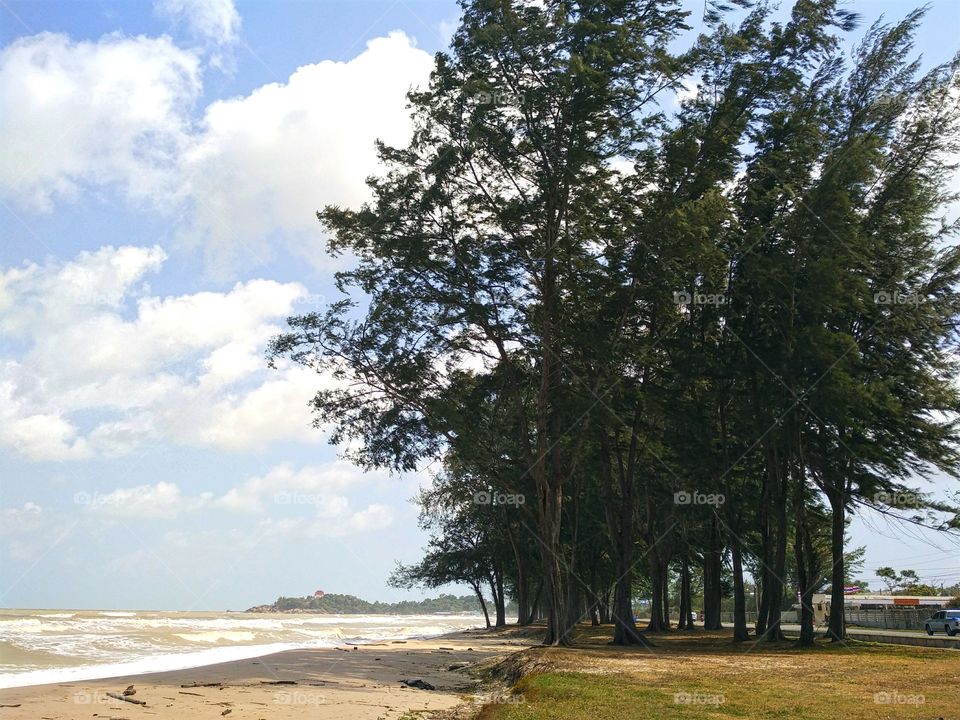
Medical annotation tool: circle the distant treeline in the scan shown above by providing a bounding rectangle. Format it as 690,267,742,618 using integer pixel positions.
247,592,486,614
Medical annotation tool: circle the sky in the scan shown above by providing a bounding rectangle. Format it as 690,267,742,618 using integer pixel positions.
1,0,959,611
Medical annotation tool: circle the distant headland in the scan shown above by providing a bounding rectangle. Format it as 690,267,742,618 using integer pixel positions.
245,592,483,614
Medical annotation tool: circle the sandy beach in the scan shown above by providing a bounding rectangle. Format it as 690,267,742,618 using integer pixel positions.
0,630,529,720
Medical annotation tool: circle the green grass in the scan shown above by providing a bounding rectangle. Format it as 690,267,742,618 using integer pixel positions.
477,627,956,720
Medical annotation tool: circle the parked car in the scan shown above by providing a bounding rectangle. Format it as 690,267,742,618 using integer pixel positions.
923,609,960,636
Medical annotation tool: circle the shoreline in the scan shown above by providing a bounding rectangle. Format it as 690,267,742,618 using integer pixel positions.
0,628,529,719
0,610,486,691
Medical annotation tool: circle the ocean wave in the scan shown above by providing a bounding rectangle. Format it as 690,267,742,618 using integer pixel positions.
0,610,482,688
0,642,302,689
174,631,257,644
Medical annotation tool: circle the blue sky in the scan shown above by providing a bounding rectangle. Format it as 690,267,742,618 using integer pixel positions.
1,0,958,611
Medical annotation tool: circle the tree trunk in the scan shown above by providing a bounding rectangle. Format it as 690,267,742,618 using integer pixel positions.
762,441,787,641
756,567,769,636
527,580,543,624
661,568,672,630
703,517,723,630
794,516,814,646
539,481,570,645
678,560,692,630
729,530,749,641
494,571,506,627
599,588,611,624
646,552,668,632
826,480,847,641
472,582,491,629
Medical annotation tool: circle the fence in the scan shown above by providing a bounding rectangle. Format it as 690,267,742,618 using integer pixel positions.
844,608,932,631
720,611,798,625
720,608,933,631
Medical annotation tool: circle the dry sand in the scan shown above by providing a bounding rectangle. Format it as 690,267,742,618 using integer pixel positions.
0,630,531,720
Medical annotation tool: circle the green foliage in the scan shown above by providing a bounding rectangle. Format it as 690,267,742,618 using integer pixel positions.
270,0,960,644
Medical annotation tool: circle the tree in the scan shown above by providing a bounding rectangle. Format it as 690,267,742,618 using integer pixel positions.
270,0,689,646
271,0,960,651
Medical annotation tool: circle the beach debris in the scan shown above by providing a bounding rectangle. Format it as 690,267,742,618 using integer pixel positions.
447,661,471,671
0,704,21,708
391,640,407,644
438,647,455,651
400,678,436,691
259,680,297,685
123,685,136,696
179,691,204,697
221,710,232,716
107,691,146,706
180,682,222,688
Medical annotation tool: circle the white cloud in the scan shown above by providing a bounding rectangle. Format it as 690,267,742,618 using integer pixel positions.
1,501,43,534
75,463,391,535
215,461,382,513
179,31,434,273
0,27,433,274
0,245,326,460
675,74,701,105
83,481,211,518
155,0,240,47
255,504,394,538
0,32,200,211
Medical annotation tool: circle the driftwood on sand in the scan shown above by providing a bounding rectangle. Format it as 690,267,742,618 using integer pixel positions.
107,691,146,706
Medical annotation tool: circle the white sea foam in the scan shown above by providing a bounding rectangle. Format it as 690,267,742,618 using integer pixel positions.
0,642,304,689
0,610,482,689
174,630,257,643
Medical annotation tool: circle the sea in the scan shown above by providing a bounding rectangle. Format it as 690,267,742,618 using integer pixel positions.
0,609,483,689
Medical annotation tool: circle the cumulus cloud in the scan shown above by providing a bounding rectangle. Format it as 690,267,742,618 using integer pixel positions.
75,463,391,535
0,27,434,274
81,481,212,519
0,32,200,211
1,502,43,533
0,245,327,460
0,25,433,276
215,461,383,513
179,31,434,272
155,0,240,47
255,504,394,539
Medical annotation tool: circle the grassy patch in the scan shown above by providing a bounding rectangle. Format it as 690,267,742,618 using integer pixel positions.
478,627,956,720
